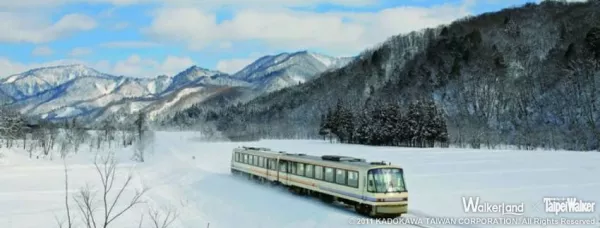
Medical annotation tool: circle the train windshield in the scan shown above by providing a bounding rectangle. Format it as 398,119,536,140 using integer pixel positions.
367,168,406,193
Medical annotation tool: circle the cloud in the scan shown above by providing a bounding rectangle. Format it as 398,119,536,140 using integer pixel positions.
68,47,93,57
0,57,100,77
0,0,376,9
0,55,194,78
216,57,258,74
99,41,160,48
143,1,472,55
32,46,54,56
0,13,96,43
111,55,194,77
0,0,156,9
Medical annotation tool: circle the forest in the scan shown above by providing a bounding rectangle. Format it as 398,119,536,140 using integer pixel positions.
162,0,600,150
318,100,449,147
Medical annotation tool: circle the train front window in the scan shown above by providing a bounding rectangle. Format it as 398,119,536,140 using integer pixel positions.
367,168,406,193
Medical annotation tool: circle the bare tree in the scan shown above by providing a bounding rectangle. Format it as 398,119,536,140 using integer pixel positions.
146,206,179,228
61,159,74,228
37,128,57,158
133,130,155,163
64,153,150,228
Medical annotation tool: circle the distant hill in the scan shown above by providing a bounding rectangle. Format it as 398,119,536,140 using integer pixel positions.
193,0,600,151
0,51,353,126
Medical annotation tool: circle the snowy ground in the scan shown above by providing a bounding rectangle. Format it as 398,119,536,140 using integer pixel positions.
1,131,600,228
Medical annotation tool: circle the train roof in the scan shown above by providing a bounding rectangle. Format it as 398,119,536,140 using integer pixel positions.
234,146,399,169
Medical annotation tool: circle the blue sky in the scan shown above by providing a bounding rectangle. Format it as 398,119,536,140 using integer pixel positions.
0,0,545,77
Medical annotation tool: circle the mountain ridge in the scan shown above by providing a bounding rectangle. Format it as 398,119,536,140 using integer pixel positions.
0,50,354,125
175,0,600,150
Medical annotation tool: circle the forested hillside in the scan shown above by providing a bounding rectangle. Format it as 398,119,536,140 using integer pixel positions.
167,0,600,151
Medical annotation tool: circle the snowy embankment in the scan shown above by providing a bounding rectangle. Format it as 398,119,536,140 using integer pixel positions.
1,131,600,228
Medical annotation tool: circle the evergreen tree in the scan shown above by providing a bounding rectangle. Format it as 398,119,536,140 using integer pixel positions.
353,110,373,145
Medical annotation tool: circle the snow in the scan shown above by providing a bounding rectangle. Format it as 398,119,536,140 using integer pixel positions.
1,54,353,123
1,132,599,228
3,75,19,83
145,87,205,119
309,52,335,67
54,106,83,118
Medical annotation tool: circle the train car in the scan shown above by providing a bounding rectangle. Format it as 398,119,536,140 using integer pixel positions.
230,146,408,218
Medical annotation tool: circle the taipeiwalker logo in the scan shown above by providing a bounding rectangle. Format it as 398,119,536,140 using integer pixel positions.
462,197,525,216
543,197,596,215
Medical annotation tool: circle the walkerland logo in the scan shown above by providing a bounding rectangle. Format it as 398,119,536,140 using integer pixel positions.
462,197,525,216
543,197,596,215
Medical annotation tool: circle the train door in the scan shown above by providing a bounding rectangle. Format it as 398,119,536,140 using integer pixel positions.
278,159,289,185
265,158,271,180
362,173,368,199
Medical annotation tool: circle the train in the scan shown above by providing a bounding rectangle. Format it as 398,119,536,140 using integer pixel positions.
229,146,408,218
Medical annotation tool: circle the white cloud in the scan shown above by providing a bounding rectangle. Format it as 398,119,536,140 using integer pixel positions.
216,57,258,74
0,57,102,77
68,47,93,57
0,0,375,9
0,13,96,43
143,1,472,55
111,54,194,77
32,46,53,56
0,55,194,78
99,41,159,48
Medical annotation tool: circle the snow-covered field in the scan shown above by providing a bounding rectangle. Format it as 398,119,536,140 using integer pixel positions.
1,132,599,228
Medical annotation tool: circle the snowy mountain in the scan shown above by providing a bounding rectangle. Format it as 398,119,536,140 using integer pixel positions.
196,0,600,151
233,51,353,92
0,64,115,100
0,51,352,124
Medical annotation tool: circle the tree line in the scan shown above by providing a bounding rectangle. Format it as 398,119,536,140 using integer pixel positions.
0,108,154,161
319,100,448,147
159,0,600,151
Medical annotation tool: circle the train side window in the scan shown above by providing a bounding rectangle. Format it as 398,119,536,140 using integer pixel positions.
258,157,263,167
335,169,346,185
243,154,248,164
255,156,260,166
324,167,334,182
305,164,314,178
367,173,375,192
297,163,304,176
290,162,297,174
347,171,359,188
250,155,255,165
270,159,276,170
315,166,323,179
279,160,287,173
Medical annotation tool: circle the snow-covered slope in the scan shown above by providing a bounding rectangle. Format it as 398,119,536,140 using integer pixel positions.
233,51,353,92
0,51,354,123
0,65,241,122
0,64,115,100
2,132,599,228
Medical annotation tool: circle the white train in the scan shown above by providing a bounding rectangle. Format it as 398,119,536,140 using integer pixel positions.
230,146,408,217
